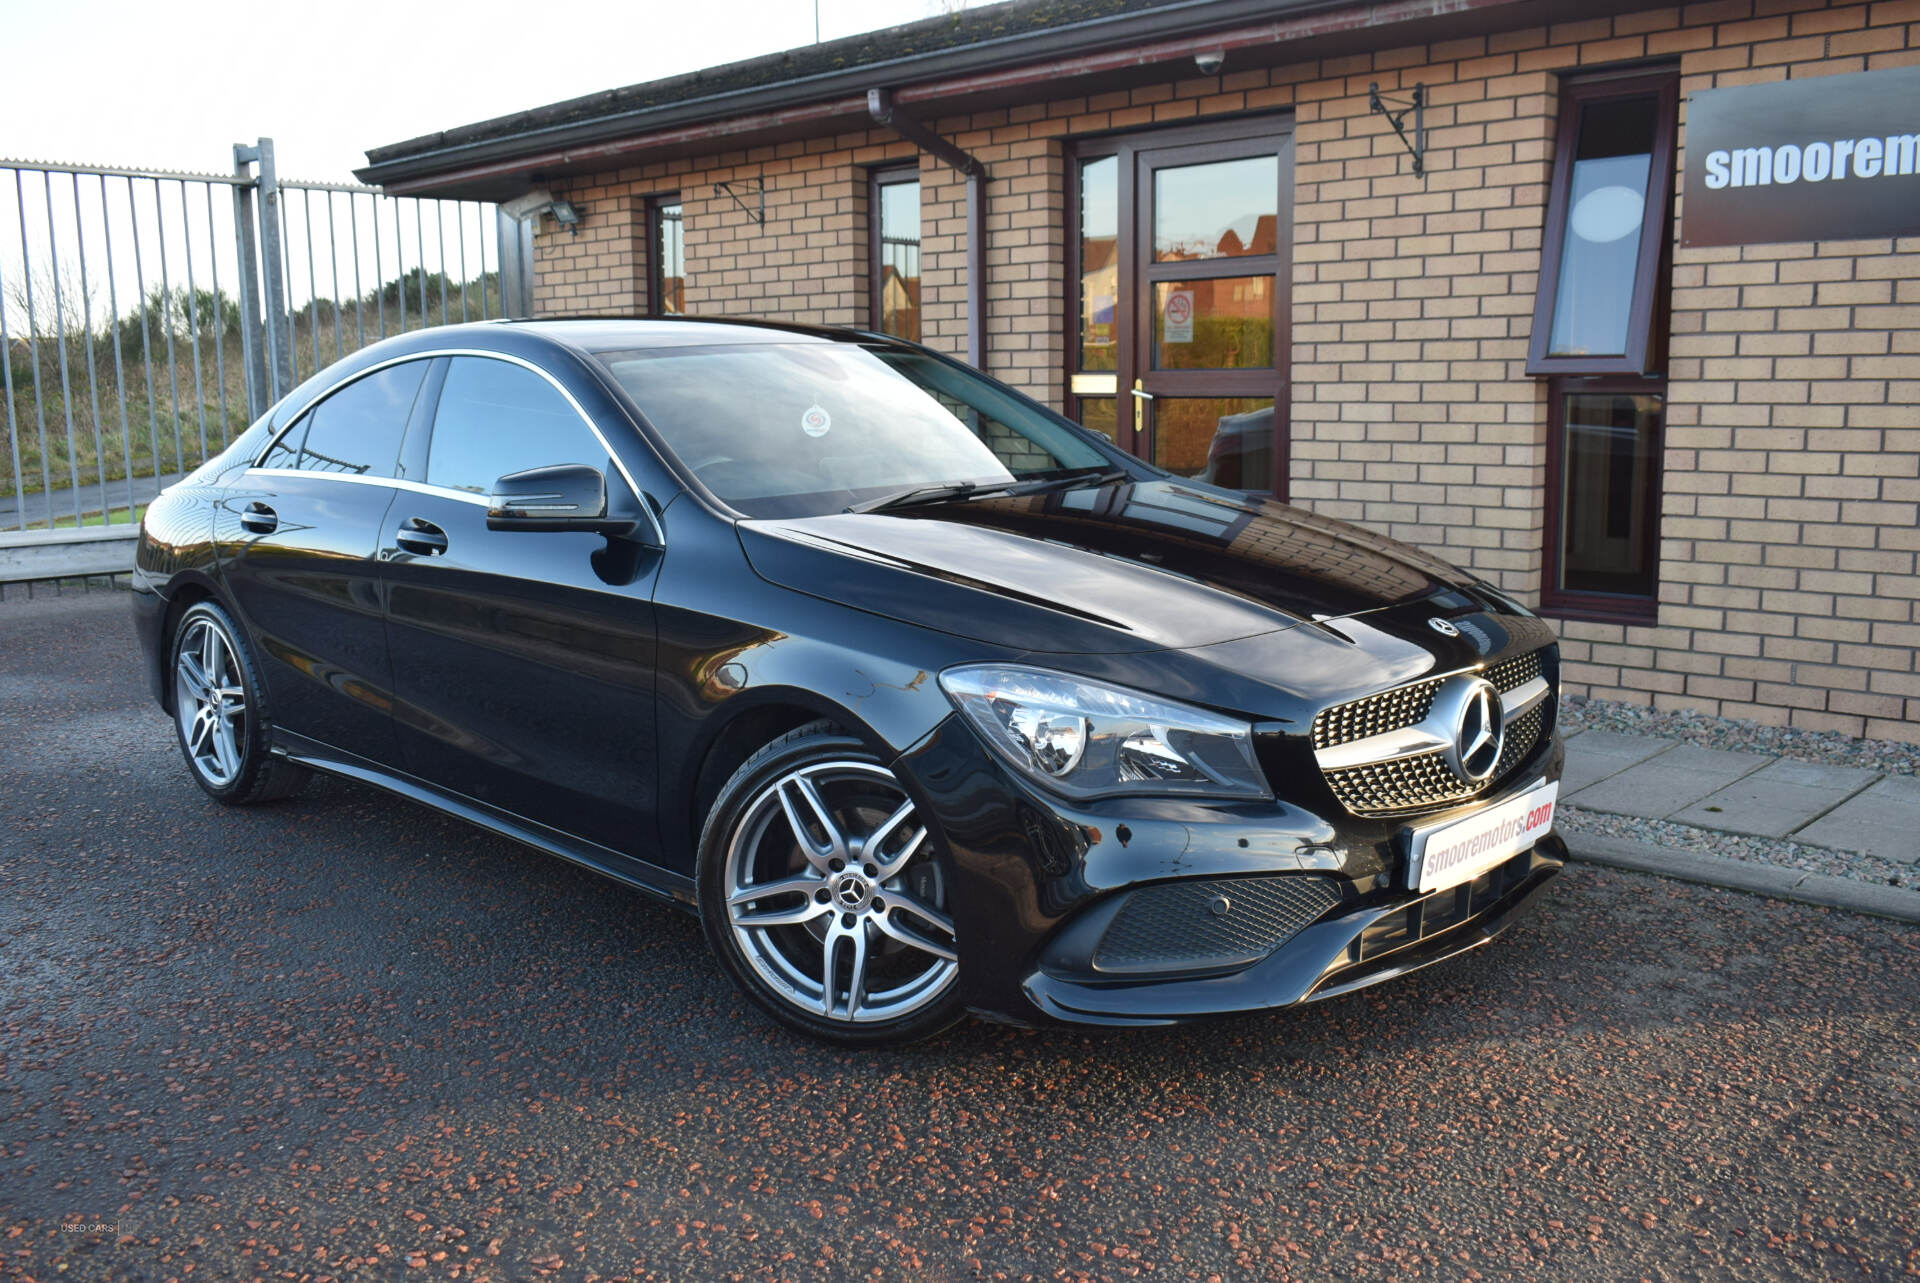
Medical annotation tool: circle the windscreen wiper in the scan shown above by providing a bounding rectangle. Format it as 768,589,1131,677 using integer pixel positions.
1002,468,1129,498
848,468,1128,514
845,467,1129,515
846,479,1009,514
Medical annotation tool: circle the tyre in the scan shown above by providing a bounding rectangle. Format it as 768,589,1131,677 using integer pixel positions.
169,599,310,805
698,721,963,1046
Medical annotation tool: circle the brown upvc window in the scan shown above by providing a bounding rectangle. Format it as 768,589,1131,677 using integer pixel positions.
649,196,684,315
1534,68,1676,624
1544,377,1664,622
1527,70,1678,376
869,165,921,341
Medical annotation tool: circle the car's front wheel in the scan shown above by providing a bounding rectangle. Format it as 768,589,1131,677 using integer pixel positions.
698,721,963,1045
170,600,309,805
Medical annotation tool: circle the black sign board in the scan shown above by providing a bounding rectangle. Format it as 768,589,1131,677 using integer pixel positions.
1681,64,1920,247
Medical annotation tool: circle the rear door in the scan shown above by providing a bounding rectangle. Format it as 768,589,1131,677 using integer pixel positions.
380,354,663,858
221,358,434,762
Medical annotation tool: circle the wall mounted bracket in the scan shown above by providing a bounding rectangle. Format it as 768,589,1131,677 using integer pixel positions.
714,177,764,224
1368,82,1426,177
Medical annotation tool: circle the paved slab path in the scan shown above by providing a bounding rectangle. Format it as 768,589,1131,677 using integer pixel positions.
1563,728,1918,865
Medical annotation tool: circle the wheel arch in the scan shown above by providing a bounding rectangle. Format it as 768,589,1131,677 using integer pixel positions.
679,689,881,869
153,573,226,715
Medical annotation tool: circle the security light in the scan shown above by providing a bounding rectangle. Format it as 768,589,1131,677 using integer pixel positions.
500,189,584,233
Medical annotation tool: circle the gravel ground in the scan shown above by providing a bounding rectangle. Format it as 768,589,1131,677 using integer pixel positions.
1560,695,1920,776
1559,696,1920,891
4,589,1920,1282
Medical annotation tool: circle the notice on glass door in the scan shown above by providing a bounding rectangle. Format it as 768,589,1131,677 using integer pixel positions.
1164,290,1194,344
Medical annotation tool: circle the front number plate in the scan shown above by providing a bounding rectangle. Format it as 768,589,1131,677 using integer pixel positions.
1406,780,1559,894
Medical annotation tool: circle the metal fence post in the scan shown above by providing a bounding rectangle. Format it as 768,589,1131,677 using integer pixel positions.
3,148,503,543
232,143,269,420
254,139,293,401
497,208,534,318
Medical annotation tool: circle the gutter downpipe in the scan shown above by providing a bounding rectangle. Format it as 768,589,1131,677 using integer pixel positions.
866,88,988,370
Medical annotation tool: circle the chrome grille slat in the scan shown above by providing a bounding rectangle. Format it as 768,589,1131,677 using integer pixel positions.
1311,679,1439,751
1312,647,1553,816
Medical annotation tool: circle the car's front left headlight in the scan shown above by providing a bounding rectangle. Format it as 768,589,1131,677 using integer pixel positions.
939,665,1271,801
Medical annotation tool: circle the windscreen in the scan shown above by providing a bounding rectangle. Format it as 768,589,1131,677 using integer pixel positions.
595,342,1110,517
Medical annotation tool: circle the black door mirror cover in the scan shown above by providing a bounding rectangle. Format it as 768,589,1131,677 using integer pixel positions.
486,463,636,537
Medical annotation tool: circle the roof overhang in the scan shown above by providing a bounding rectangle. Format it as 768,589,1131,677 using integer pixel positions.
359,0,1646,200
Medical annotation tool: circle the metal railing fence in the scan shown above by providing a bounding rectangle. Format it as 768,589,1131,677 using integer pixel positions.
0,139,531,533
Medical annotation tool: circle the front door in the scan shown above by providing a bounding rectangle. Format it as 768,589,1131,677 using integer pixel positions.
1068,119,1293,496
380,354,663,861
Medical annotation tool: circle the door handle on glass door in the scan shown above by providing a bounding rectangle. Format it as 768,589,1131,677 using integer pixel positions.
239,502,278,534
395,519,449,556
1130,379,1154,435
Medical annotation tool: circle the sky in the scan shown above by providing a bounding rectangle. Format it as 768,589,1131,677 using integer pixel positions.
2,0,971,181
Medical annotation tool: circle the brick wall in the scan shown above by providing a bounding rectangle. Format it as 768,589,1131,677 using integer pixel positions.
526,0,1920,743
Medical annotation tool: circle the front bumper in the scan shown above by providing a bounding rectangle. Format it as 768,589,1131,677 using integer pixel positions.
895,712,1566,1028
1023,838,1563,1026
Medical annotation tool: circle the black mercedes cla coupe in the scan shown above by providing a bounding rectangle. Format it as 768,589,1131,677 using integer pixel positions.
133,318,1567,1045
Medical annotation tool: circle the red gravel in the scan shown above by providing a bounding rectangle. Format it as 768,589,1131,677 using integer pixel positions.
3,589,1917,1281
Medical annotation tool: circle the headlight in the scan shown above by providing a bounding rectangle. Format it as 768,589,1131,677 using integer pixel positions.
939,665,1270,801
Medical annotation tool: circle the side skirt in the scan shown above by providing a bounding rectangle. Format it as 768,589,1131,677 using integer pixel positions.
273,730,698,912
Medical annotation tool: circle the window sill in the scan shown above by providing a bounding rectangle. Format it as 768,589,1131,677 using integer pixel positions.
1541,592,1658,627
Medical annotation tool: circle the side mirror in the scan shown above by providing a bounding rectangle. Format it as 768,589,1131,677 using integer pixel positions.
486,464,638,537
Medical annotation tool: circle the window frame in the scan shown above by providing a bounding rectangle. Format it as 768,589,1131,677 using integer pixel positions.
1541,373,1665,624
647,194,684,316
868,163,921,340
423,354,611,497
1525,68,1679,377
257,357,433,480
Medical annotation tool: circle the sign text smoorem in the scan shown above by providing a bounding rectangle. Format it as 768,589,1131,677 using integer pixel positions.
1681,64,1920,247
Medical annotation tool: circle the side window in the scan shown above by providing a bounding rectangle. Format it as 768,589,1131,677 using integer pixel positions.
650,198,685,316
426,357,606,495
259,361,427,477
869,167,920,340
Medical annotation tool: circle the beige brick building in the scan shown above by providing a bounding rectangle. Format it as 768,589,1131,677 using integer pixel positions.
362,0,1920,742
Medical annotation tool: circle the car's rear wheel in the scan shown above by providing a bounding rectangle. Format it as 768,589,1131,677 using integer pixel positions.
170,600,309,805
698,721,963,1045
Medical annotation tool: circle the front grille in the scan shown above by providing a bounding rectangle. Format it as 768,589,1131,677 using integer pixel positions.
1324,751,1479,813
1092,875,1342,975
1312,646,1554,817
1493,704,1545,780
1312,679,1439,751
1485,649,1542,694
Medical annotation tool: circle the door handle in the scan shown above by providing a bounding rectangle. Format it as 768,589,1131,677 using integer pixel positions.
1130,378,1154,437
239,502,278,534
394,518,449,556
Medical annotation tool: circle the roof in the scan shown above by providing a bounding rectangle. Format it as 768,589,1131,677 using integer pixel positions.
358,0,1624,199
355,0,1336,197
366,0,1182,170
510,316,860,351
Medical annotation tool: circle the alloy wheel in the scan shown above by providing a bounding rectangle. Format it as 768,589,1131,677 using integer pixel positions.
723,760,958,1024
174,615,248,788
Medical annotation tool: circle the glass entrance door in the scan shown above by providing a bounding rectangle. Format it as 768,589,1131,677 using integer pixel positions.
1069,120,1292,496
